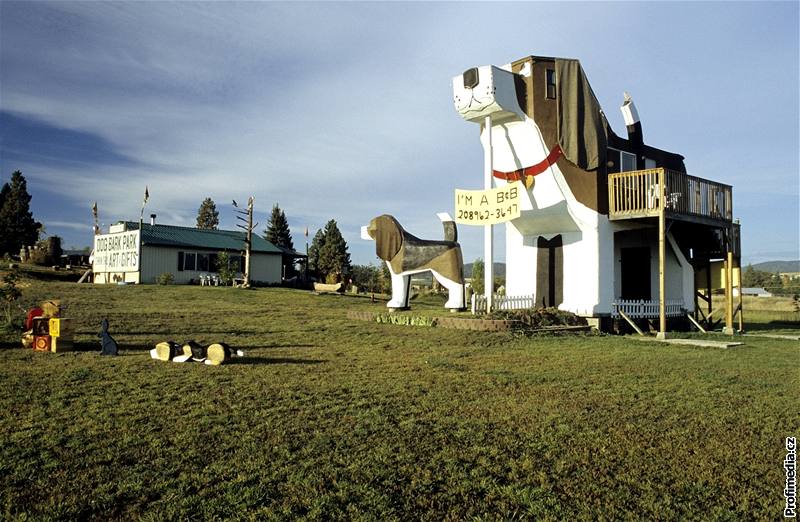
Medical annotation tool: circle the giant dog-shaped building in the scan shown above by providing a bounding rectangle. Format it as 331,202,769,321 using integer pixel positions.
453,55,737,325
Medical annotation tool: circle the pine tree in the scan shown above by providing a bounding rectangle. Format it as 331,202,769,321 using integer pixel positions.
264,204,294,251
196,197,219,229
0,171,40,256
308,228,326,278
317,219,351,283
264,204,295,278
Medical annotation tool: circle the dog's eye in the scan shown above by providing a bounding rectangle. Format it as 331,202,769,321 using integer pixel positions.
463,68,479,89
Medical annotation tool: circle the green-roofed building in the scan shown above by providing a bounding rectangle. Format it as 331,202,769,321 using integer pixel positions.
92,221,290,285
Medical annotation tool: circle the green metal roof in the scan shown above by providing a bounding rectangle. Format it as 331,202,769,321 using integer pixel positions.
124,222,282,254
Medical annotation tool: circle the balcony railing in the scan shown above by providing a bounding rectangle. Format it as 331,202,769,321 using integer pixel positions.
608,168,732,223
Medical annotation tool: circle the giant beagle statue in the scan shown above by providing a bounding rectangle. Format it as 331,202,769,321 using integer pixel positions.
362,213,466,311
452,55,694,319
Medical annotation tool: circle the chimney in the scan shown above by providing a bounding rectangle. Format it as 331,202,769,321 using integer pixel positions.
620,92,643,146
150,214,157,226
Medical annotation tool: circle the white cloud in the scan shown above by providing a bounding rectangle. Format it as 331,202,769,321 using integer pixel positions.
1,1,797,263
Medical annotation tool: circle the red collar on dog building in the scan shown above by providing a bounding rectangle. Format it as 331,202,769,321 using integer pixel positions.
492,144,562,182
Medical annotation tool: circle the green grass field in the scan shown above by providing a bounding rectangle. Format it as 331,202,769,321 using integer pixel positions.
1,275,798,520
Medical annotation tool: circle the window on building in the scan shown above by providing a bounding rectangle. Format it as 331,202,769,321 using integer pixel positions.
621,151,637,172
197,253,210,272
178,251,228,272
607,148,639,173
229,255,244,273
183,252,196,271
546,69,556,99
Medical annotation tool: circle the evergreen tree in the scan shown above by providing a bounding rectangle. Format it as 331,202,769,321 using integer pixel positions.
308,228,326,277
471,258,485,295
317,220,351,283
196,197,219,229
264,204,295,278
0,171,40,256
264,204,294,251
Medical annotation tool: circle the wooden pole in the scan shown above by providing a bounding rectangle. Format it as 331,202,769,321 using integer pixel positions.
737,257,744,332
723,249,734,334
244,197,253,287
657,171,667,339
706,258,712,320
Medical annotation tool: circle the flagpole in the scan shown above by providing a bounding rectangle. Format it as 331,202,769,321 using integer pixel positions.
304,226,309,283
139,186,149,231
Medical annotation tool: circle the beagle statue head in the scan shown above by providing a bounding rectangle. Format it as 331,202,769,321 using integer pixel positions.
362,214,405,263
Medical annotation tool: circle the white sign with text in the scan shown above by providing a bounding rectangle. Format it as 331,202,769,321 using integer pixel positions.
454,181,523,225
93,230,140,273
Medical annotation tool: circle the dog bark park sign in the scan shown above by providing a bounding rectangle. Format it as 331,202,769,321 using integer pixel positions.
93,229,140,273
454,180,523,225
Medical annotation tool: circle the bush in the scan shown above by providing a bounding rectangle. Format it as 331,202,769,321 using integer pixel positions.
488,307,588,329
374,314,437,327
0,268,22,332
215,252,236,286
157,272,174,285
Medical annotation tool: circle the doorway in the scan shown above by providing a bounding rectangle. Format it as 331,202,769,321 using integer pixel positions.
620,247,651,300
536,235,563,307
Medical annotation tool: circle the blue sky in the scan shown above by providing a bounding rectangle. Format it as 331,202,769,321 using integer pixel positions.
1,1,797,266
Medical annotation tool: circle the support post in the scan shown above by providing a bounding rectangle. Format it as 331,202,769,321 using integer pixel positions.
737,257,744,332
706,258,712,320
723,249,734,335
657,172,667,339
484,115,493,314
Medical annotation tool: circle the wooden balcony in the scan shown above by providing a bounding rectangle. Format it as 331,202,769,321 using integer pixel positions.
608,168,732,226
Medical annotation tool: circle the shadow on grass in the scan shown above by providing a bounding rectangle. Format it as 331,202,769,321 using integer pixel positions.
226,357,325,365
740,321,800,332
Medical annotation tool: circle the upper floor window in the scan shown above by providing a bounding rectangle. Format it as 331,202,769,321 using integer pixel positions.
546,69,556,99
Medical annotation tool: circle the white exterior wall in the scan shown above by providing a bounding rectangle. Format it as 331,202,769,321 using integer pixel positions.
139,246,281,285
486,118,615,316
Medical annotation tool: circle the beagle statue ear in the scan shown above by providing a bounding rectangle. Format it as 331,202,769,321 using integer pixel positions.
555,59,608,172
374,215,403,261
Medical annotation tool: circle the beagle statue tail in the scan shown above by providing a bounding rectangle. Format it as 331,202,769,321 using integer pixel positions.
362,213,466,311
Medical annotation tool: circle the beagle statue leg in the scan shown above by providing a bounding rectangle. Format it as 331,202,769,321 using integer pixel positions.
432,269,465,310
387,265,411,309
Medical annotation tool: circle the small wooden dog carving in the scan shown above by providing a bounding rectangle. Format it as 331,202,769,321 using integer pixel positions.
362,213,465,310
98,318,119,356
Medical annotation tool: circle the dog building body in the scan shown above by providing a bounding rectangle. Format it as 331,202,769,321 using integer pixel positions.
453,55,738,326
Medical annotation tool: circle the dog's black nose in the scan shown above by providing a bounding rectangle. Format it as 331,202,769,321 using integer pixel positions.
463,67,479,89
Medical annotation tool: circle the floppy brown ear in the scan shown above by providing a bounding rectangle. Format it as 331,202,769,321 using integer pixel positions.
374,215,403,261
555,58,608,171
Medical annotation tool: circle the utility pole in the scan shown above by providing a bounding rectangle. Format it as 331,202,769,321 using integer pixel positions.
234,196,257,288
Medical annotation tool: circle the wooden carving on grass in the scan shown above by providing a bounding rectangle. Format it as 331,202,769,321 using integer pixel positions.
98,319,119,356
150,341,243,366
361,213,465,311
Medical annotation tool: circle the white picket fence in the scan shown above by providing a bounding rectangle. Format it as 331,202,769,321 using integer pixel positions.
612,299,684,319
471,294,535,313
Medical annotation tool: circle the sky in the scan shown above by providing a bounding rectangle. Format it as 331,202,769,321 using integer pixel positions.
1,1,798,267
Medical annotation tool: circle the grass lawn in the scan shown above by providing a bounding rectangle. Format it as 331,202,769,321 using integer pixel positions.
1,276,798,520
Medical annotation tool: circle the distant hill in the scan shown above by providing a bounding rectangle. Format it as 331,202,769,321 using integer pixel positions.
464,262,506,279
750,260,800,273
